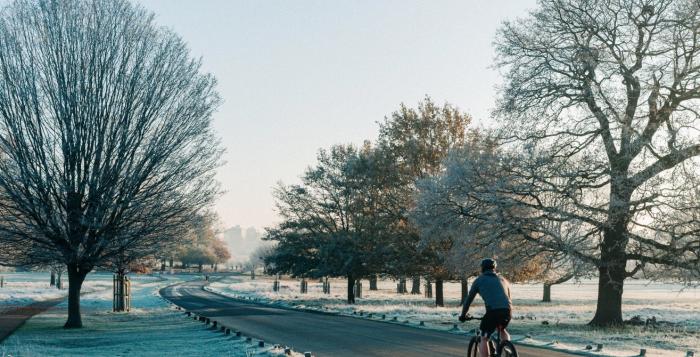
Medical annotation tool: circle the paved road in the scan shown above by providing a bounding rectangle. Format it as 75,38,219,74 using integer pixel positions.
161,280,577,357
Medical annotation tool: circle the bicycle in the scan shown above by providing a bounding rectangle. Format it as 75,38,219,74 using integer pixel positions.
463,315,518,357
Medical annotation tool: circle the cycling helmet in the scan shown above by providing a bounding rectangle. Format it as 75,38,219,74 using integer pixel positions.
481,258,497,272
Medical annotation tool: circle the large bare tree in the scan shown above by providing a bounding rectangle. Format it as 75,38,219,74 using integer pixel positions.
494,0,700,325
0,0,221,328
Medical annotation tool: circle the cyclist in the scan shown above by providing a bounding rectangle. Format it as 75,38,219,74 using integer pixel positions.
459,258,512,357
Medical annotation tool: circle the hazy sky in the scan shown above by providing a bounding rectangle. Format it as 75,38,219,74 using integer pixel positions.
135,0,538,229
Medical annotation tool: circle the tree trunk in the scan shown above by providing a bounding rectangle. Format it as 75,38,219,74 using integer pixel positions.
169,258,173,268
435,279,444,307
411,276,421,294
347,274,356,304
590,256,626,326
369,275,378,291
460,277,469,306
50,271,56,287
64,264,88,328
397,277,407,294
542,283,552,303
590,186,630,327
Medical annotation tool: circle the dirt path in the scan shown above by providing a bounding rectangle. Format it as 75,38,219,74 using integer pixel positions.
0,296,66,343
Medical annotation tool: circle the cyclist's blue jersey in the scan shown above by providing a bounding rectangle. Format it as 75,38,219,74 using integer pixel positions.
465,271,511,311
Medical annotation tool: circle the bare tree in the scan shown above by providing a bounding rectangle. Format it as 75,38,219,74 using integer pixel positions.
494,0,700,325
0,0,221,328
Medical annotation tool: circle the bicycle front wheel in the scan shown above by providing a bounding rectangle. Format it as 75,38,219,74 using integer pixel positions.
467,337,480,357
498,341,518,357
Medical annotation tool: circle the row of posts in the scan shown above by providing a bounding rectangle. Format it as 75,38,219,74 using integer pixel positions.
273,276,435,299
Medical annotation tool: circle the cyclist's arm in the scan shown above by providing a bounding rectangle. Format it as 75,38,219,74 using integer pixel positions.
460,279,480,316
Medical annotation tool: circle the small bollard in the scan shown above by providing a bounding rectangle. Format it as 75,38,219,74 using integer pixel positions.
236,331,242,337
225,328,231,335
258,341,265,347
419,321,425,326
220,325,225,332
381,314,386,320
212,321,217,328
304,353,312,357
245,337,252,343
639,349,646,356
205,318,210,325
392,316,397,321
186,311,191,316
596,344,603,351
687,352,695,357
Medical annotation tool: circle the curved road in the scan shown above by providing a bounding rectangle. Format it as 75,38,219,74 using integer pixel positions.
161,279,577,357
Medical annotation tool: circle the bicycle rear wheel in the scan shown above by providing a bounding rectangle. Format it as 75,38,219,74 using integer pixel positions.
498,341,518,357
467,337,480,357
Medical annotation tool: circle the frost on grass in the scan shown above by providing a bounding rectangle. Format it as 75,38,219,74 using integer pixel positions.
0,272,112,313
208,276,700,357
0,274,286,357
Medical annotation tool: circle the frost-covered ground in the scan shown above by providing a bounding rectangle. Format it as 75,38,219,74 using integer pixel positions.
0,273,290,357
0,272,112,313
208,275,700,357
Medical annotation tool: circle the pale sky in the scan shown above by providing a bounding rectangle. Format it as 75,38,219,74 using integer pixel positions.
135,0,538,229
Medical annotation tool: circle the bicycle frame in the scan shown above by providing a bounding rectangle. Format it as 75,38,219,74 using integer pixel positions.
463,316,512,357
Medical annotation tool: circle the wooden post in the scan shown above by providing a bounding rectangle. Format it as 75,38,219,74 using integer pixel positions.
322,277,330,294
353,280,362,299
113,271,131,312
50,271,56,287
300,278,308,294
424,280,432,298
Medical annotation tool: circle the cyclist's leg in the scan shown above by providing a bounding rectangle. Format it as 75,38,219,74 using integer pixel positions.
480,311,497,357
479,336,490,357
499,309,512,342
500,327,511,342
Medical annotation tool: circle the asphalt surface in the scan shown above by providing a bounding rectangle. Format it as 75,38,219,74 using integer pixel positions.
161,279,578,357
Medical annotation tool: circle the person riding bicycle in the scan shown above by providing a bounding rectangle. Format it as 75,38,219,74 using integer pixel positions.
459,258,512,357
